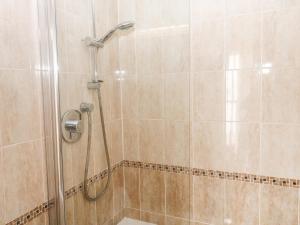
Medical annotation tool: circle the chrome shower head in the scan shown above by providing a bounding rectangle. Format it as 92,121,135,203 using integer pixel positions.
99,21,135,43
83,21,135,48
116,21,135,30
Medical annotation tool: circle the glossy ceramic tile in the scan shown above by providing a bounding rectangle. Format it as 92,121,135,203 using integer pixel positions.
164,120,189,167
262,68,300,123
261,124,300,179
262,8,300,68
191,19,224,71
226,0,261,16
138,78,164,119
193,176,224,225
164,76,189,120
0,70,43,145
166,173,190,219
225,14,261,70
260,185,298,225
123,119,139,161
224,180,259,225
3,140,46,223
124,167,140,209
193,71,225,121
139,120,165,164
191,0,225,21
140,169,165,214
193,121,260,174
225,69,261,122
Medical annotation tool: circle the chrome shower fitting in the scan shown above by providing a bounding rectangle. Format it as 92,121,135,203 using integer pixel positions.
83,21,135,49
80,103,94,113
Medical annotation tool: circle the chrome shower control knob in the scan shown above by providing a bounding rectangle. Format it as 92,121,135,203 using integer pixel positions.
65,120,82,133
61,110,82,143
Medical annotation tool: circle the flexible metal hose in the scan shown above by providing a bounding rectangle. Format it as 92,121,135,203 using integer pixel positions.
83,87,111,201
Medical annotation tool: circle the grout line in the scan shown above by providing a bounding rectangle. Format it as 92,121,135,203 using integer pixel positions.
1,137,46,149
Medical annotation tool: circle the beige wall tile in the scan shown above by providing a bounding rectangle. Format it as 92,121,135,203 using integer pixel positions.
226,0,261,16
96,177,113,225
260,185,298,225
3,140,46,223
191,0,225,22
193,176,224,225
165,217,190,225
225,14,261,70
74,190,97,225
139,120,165,164
111,80,122,120
118,0,136,22
262,8,300,68
192,122,225,170
166,173,190,219
161,32,189,74
161,0,189,26
262,68,300,123
165,76,189,121
193,71,225,122
193,122,260,173
136,33,161,76
123,119,139,161
138,78,164,119
261,124,300,179
141,211,165,225
191,19,224,72
62,142,74,190
110,119,123,164
65,197,74,225
124,208,141,220
0,70,43,145
93,123,108,174
98,39,120,77
26,213,49,225
113,167,124,214
140,169,165,214
119,34,136,76
136,0,161,29
124,167,140,209
165,120,189,167
0,148,3,225
225,69,261,122
122,78,138,119
224,180,259,225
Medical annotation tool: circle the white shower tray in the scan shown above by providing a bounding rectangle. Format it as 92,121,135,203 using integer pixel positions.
118,217,156,225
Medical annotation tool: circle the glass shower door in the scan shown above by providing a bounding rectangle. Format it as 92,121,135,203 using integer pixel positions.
54,0,191,224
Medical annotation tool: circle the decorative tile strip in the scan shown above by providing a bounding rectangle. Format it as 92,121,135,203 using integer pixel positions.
8,159,300,225
6,161,123,225
123,160,300,188
6,199,55,225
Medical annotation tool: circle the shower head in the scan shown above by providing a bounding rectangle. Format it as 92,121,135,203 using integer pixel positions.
99,21,135,43
83,21,135,48
116,21,135,30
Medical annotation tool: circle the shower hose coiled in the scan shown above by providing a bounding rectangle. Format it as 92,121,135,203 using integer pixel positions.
83,88,111,201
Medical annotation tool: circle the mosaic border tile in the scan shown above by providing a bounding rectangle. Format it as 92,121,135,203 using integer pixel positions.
5,161,123,225
6,200,55,225
123,160,300,188
8,159,300,225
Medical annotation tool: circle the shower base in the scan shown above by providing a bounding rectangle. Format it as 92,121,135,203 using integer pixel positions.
118,218,156,225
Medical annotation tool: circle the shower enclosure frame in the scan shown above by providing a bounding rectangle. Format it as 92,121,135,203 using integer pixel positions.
37,0,65,224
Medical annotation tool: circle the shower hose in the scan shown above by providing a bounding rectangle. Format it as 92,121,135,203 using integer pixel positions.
83,87,111,201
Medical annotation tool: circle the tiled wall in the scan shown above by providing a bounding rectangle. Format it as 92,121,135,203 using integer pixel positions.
0,0,48,224
56,0,124,224
119,0,300,225
2,0,300,225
